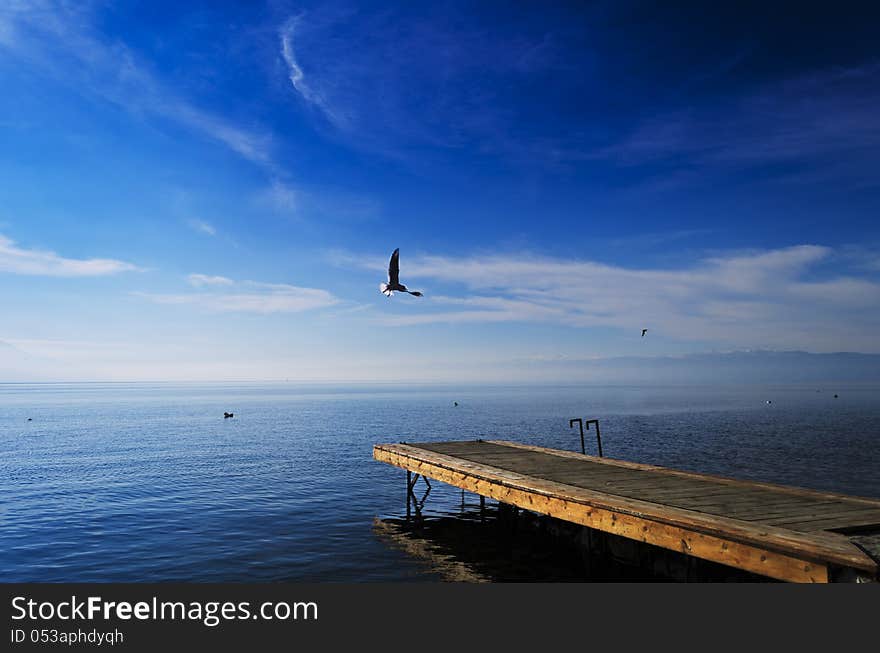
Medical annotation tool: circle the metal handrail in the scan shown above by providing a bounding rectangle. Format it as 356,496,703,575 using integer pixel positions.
569,417,603,457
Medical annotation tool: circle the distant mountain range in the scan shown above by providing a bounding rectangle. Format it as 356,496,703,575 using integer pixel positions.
2,341,880,383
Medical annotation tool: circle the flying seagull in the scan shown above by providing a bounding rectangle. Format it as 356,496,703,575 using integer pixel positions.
641,329,648,337
380,248,423,297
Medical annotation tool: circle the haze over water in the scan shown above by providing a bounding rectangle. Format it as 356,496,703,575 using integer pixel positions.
2,382,877,582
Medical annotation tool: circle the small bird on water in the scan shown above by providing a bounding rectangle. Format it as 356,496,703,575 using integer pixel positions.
641,329,648,337
380,248,423,297
224,412,234,419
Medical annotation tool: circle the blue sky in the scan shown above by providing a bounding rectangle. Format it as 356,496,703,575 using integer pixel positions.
1,0,879,381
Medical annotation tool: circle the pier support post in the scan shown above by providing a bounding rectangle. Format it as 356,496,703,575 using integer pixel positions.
406,471,412,521
405,472,432,520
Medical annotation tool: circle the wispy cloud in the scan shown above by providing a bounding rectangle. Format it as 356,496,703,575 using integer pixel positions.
340,245,880,351
274,7,880,185
280,16,346,128
187,273,233,287
256,178,298,213
0,1,275,169
274,8,574,160
598,63,880,186
0,234,140,277
139,275,339,314
186,219,217,237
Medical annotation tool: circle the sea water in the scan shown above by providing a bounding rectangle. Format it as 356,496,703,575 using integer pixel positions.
1,382,878,581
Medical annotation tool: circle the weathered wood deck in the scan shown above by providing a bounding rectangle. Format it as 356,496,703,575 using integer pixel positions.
373,440,880,582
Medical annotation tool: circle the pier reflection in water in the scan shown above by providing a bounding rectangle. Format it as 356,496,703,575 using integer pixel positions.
373,500,770,582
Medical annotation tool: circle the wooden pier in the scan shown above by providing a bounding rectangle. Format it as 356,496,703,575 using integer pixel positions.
373,440,880,582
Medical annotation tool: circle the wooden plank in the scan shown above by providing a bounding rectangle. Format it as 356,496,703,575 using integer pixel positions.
586,482,739,499
669,490,827,505
546,472,656,487
374,444,831,582
667,496,817,512
448,454,630,478
558,473,709,488
561,479,878,526
667,495,836,514
701,501,849,521
537,473,704,492
374,442,877,577
561,482,812,510
490,440,880,507
417,441,525,458
754,505,880,524
781,516,880,533
763,511,880,531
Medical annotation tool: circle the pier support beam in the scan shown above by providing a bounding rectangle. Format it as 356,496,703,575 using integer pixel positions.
405,471,432,520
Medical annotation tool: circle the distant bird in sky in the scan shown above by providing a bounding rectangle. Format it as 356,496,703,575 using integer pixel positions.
224,412,234,419
641,329,648,337
380,248,423,297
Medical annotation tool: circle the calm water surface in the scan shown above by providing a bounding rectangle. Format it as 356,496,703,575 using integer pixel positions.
1,382,878,581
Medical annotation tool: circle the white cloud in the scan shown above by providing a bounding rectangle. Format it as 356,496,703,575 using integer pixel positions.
0,2,275,169
0,234,140,277
139,276,339,314
279,15,347,128
186,219,217,237
345,245,880,351
258,179,298,212
187,273,234,287
169,102,273,168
